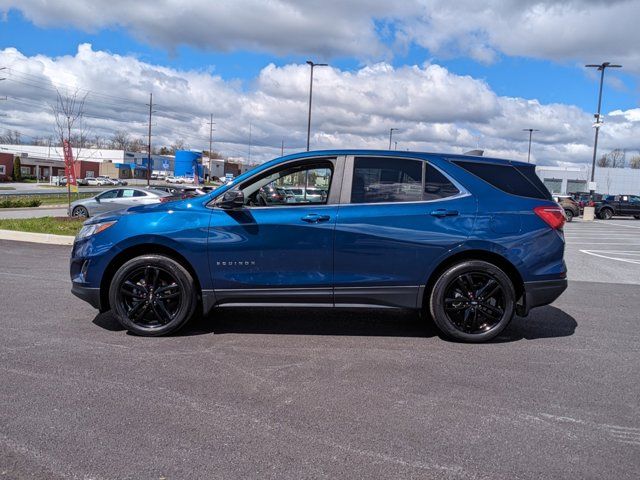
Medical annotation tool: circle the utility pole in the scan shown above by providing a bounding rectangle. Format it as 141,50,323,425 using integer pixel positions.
146,93,153,187
207,113,216,181
281,138,284,157
522,128,539,163
585,62,622,194
389,128,398,150
248,122,252,163
306,60,328,151
394,141,398,150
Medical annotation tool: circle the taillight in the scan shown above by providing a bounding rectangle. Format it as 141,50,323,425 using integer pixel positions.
534,205,565,230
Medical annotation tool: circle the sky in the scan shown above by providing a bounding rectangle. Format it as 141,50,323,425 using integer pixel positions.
0,0,639,166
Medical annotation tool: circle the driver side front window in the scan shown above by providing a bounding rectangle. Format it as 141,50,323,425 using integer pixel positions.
240,162,333,207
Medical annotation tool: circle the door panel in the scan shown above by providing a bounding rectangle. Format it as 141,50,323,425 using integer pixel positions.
208,206,337,303
333,196,476,290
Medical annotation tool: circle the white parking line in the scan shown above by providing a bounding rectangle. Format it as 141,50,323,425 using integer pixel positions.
580,250,640,265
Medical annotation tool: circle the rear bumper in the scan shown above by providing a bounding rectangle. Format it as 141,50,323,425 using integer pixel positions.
522,279,567,315
71,283,102,310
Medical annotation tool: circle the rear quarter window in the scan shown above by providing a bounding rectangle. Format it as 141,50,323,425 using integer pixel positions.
452,160,551,200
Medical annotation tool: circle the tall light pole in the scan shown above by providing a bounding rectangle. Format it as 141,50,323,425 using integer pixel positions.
306,60,328,151
388,128,398,150
522,128,539,163
586,62,622,193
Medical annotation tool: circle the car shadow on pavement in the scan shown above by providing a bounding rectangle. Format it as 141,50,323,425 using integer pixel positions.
91,305,577,342
185,308,438,338
494,306,577,342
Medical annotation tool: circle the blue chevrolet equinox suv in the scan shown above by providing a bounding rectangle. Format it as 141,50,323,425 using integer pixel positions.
71,150,567,342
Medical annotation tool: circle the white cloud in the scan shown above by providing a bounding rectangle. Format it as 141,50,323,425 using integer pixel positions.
1,44,639,165
2,0,640,72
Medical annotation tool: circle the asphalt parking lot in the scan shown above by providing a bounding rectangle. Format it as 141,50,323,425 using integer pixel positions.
1,221,639,479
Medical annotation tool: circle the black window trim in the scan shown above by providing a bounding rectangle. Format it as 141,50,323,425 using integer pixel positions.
339,154,469,206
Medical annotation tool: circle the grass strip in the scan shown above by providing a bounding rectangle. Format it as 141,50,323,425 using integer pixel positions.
0,216,84,236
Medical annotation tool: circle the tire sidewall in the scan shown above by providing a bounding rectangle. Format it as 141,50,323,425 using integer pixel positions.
429,260,516,343
109,255,197,336
564,209,573,222
73,206,88,218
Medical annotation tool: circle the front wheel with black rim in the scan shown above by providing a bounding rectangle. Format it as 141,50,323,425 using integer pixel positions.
429,260,516,342
109,255,198,336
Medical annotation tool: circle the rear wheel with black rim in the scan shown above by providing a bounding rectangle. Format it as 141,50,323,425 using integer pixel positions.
599,208,613,220
429,260,516,342
109,255,198,336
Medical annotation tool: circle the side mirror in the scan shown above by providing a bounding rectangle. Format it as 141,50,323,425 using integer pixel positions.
95,196,101,203
219,189,244,209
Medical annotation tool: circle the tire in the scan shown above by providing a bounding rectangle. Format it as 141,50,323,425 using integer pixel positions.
564,209,574,222
72,206,89,218
599,208,613,220
109,255,198,336
429,260,516,343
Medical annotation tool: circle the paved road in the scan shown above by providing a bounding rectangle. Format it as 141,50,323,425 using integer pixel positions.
564,218,640,285
0,238,638,479
0,207,68,220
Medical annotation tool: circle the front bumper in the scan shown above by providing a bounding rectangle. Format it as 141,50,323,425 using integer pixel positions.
71,283,102,310
521,278,567,315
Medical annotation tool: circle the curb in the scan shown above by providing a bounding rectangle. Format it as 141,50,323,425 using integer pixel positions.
0,206,68,212
0,229,75,246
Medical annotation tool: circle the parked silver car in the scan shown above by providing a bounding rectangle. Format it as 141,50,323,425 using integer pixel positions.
69,188,171,218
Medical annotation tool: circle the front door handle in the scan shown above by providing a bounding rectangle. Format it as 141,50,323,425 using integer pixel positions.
430,209,459,218
301,213,331,223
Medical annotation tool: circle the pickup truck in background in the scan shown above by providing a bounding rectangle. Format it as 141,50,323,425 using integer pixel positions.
595,194,640,220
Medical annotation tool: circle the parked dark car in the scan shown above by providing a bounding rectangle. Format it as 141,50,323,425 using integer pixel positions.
255,185,292,205
71,150,567,343
595,194,640,219
552,195,580,222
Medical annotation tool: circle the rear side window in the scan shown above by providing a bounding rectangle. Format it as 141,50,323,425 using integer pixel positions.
453,161,551,200
352,157,460,204
424,164,460,201
352,157,422,203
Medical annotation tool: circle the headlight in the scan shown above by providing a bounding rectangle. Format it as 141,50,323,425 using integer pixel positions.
76,221,117,240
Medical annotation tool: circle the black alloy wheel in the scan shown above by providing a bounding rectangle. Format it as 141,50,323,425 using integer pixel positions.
429,260,515,342
109,255,197,336
72,206,89,218
600,208,613,220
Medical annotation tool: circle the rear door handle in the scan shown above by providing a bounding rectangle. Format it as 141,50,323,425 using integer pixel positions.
430,209,459,218
301,213,331,223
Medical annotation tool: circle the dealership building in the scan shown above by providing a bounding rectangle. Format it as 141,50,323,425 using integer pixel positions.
0,144,250,182
535,165,640,196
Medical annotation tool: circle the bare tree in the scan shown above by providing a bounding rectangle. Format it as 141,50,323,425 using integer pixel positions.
629,155,640,169
0,129,22,144
607,149,626,168
92,135,106,149
129,137,146,152
170,138,187,154
110,129,130,150
50,88,89,213
596,154,611,168
51,88,89,157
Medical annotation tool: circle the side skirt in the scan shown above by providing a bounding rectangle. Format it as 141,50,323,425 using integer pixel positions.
202,286,424,315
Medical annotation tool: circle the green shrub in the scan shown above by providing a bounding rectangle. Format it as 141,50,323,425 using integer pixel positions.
0,198,43,208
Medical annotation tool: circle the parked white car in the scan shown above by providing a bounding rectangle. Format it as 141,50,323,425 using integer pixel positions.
166,176,186,184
